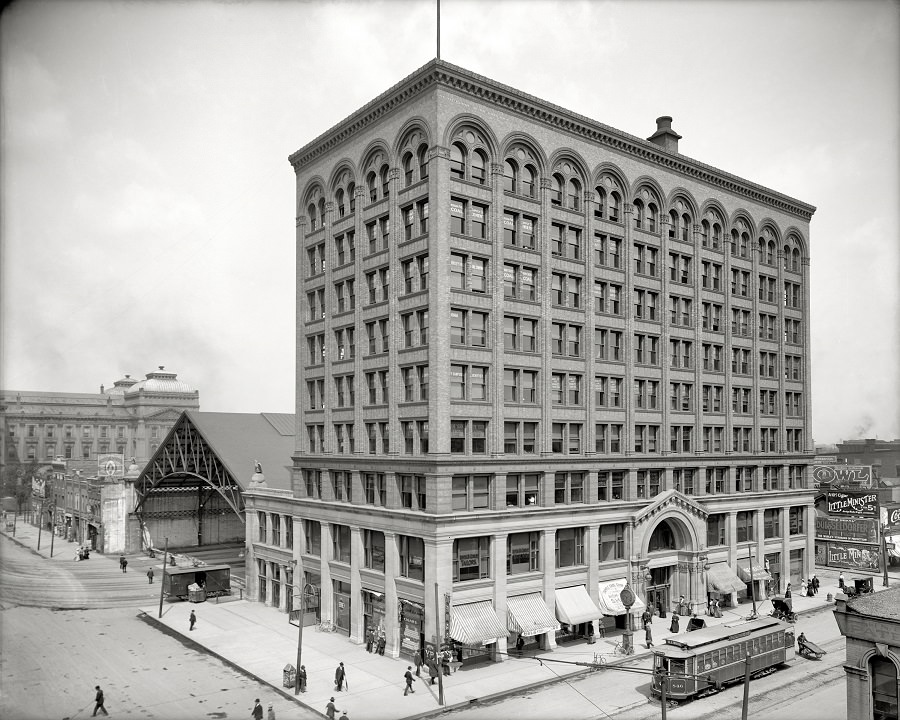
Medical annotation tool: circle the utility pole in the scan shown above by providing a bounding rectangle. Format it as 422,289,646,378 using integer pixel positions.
747,545,757,619
741,651,751,720
436,0,441,59
49,507,55,557
158,537,168,618
882,522,890,588
294,569,305,695
36,500,43,551
433,583,445,706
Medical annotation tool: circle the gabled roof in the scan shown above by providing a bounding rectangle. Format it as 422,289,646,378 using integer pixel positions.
182,411,295,491
634,489,709,527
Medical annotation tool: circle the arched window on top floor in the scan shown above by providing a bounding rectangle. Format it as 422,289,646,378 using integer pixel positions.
609,191,621,222
870,656,898,720
318,198,326,226
450,143,466,180
403,152,415,187
380,164,390,198
767,240,776,265
633,199,645,230
701,219,710,247
593,186,606,219
681,213,692,243
503,159,517,193
307,203,317,231
347,182,356,214
550,173,564,206
336,188,345,218
647,203,658,232
366,171,378,203
567,178,581,211
668,210,679,239
792,247,800,271
712,223,722,249
521,165,536,198
418,143,429,181
471,149,487,185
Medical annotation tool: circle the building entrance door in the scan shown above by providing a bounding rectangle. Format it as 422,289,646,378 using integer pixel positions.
645,565,673,616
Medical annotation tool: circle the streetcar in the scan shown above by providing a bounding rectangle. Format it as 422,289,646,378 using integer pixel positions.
650,616,794,702
162,564,231,600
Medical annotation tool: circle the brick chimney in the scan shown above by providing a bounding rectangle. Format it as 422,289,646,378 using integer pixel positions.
647,116,682,153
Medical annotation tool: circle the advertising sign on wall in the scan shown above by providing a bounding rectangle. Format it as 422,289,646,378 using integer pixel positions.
826,490,879,518
813,465,873,489
815,515,879,543
882,505,900,534
823,541,881,571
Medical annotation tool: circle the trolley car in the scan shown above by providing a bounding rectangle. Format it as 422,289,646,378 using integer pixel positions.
162,564,231,600
650,616,794,702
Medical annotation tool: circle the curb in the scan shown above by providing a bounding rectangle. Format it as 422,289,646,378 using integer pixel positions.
138,610,330,719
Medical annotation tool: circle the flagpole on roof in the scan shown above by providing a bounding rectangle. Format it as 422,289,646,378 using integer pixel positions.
437,0,441,59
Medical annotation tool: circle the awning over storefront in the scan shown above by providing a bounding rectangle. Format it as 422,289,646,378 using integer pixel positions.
450,601,506,646
597,578,647,615
707,563,746,594
555,585,601,625
506,593,560,637
737,559,773,582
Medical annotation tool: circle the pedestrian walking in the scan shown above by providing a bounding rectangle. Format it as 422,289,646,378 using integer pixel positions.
266,702,276,720
122,556,128,573
515,634,525,655
298,665,307,692
428,657,439,685
334,661,346,691
92,685,109,716
119,554,125,571
366,628,374,653
839,572,845,590
404,665,416,695
189,609,196,631
669,613,679,634
645,624,653,649
377,633,386,656
441,649,451,676
712,599,722,618
325,697,336,719
641,609,652,629
413,650,423,677
251,698,263,720
785,583,792,599
147,567,154,584
813,575,820,594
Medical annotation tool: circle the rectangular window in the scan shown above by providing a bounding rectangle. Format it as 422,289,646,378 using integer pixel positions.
332,524,351,563
400,535,425,580
507,531,540,574
598,523,625,561
303,519,321,556
555,527,585,568
450,308,488,347
453,536,491,582
735,511,754,543
363,530,386,571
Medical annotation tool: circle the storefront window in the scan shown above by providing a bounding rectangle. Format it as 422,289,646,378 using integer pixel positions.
453,537,490,582
506,532,540,574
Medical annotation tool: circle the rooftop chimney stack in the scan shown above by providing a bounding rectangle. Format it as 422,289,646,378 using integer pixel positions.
647,116,682,154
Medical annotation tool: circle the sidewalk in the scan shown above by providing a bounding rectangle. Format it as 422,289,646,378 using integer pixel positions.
139,571,857,720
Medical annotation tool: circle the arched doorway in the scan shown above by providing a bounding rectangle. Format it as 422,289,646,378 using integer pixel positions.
639,512,702,617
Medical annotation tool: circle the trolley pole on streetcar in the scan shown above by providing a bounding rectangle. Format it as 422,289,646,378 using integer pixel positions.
158,536,168,619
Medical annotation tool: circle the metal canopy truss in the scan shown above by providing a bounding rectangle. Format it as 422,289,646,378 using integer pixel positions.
133,415,245,524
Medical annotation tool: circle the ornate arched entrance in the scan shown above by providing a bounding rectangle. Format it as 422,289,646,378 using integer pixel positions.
633,491,709,616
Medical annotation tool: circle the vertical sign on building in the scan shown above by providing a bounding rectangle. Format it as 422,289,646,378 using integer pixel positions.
444,592,451,640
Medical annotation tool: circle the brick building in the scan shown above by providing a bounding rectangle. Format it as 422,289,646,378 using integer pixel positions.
245,59,817,664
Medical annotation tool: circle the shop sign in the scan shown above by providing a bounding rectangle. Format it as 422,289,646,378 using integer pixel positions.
824,541,881,571
814,465,873,489
815,515,878,543
826,490,879,518
882,505,900,534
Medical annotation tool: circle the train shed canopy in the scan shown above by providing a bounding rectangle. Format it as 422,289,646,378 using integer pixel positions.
134,410,295,523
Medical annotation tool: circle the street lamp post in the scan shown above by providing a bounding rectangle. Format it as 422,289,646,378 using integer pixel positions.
619,582,635,655
882,523,890,588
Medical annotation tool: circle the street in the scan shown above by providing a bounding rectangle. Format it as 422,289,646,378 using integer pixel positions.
0,531,315,720
443,605,848,720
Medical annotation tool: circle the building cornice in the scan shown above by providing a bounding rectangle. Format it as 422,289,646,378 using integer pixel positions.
288,59,816,222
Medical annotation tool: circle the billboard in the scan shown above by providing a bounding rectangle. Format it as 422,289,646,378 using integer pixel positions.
882,505,900,534
31,476,46,499
815,515,879,543
821,541,881,571
826,490,879,518
812,465,873,489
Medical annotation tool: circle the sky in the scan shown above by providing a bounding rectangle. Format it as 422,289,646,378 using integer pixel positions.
1,0,898,445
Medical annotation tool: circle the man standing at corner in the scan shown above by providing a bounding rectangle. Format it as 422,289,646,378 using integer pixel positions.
251,698,263,720
92,685,109,716
147,566,154,584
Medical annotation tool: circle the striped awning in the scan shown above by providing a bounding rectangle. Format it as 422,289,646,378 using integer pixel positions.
555,585,601,625
450,601,506,646
597,578,647,615
507,593,559,637
707,563,746,594
737,559,773,582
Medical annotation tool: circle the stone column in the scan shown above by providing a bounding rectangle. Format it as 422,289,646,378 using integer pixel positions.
492,533,508,661
540,529,557,650
384,531,400,657
350,526,363,643
319,521,334,623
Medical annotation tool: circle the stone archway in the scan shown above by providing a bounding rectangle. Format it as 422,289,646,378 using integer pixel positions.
633,493,709,616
